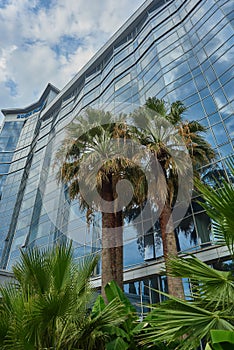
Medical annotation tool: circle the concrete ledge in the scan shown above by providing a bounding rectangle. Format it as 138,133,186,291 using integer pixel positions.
0,269,14,285
91,245,230,288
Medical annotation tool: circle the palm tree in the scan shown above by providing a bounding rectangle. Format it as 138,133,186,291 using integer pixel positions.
131,98,215,298
57,108,146,297
139,158,234,350
0,243,129,349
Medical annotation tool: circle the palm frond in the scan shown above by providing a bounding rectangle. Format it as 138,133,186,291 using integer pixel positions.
0,243,100,349
140,292,234,350
12,247,51,295
194,159,234,256
166,255,234,308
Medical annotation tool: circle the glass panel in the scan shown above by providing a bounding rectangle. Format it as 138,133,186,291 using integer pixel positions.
176,210,198,253
144,231,155,260
0,164,10,173
218,142,233,157
115,73,131,91
223,79,234,102
212,123,228,145
123,234,145,268
0,152,13,162
202,96,217,114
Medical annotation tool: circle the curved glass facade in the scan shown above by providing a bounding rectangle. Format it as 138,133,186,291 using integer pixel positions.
0,0,233,295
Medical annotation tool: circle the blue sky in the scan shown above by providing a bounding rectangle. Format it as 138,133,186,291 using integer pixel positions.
0,0,145,123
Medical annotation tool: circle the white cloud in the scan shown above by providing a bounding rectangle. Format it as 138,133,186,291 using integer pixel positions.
0,46,17,83
0,0,145,123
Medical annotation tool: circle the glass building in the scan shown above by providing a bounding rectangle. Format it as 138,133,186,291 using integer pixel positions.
0,0,233,308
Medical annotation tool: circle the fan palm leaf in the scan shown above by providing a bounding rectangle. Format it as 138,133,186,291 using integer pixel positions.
140,294,234,350
0,243,101,349
166,256,234,308
194,158,234,256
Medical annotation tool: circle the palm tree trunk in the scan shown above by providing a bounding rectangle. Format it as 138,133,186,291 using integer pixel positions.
114,210,123,291
159,199,184,299
101,175,123,298
151,154,184,299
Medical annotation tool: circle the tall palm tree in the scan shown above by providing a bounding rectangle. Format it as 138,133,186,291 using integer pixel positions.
131,98,215,298
57,108,146,296
139,158,234,350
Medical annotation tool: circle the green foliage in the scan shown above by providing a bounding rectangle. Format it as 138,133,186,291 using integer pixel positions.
0,243,132,350
209,330,234,350
104,281,139,349
106,337,129,350
140,290,234,350
138,158,234,349
166,256,234,308
131,97,215,219
57,108,146,209
2,244,176,349
103,280,170,349
195,157,234,257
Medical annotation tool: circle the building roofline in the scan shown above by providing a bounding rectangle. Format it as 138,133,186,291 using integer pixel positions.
40,0,159,118
1,83,60,116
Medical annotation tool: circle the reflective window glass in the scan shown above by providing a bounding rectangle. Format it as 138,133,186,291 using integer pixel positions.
194,211,211,246
204,66,217,84
187,101,206,120
0,164,10,173
222,116,234,139
203,129,216,148
123,238,145,268
218,142,234,157
213,89,228,109
176,214,198,253
115,73,131,91
208,113,222,125
212,123,229,145
223,79,234,102
202,96,217,114
194,74,207,90
199,87,210,99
